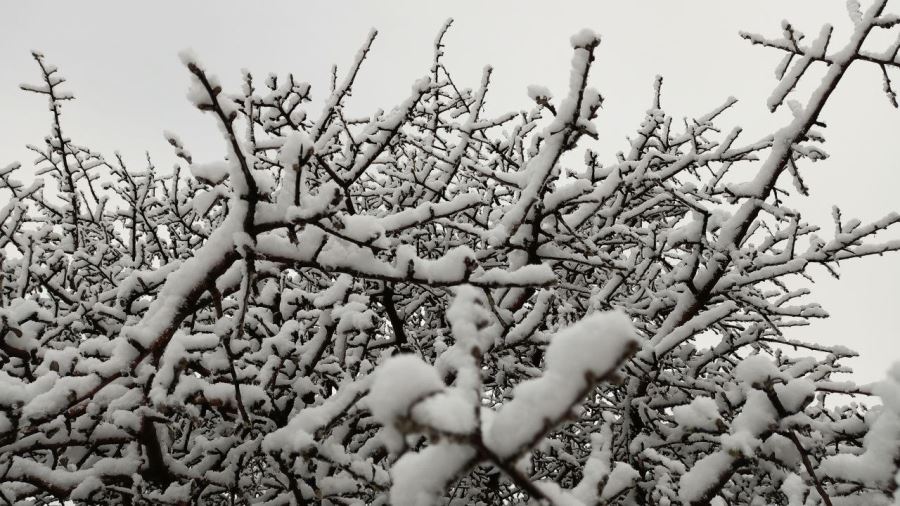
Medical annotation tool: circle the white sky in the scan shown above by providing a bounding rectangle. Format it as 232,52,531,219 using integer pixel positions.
1,1,898,384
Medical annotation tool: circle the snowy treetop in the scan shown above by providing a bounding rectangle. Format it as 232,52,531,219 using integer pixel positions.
2,2,900,504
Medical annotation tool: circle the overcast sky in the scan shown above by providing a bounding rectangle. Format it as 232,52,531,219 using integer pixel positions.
1,1,898,384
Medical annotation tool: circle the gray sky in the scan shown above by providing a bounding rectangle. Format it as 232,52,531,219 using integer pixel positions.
1,1,897,384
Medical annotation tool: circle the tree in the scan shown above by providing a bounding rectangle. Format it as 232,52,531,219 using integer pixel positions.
1,3,900,505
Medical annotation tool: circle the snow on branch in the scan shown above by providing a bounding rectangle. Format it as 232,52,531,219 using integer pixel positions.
1,6,900,504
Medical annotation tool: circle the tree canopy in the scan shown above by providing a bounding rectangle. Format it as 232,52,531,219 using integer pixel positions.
1,3,900,505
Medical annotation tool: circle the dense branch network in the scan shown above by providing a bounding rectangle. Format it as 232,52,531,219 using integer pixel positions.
1,3,900,505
